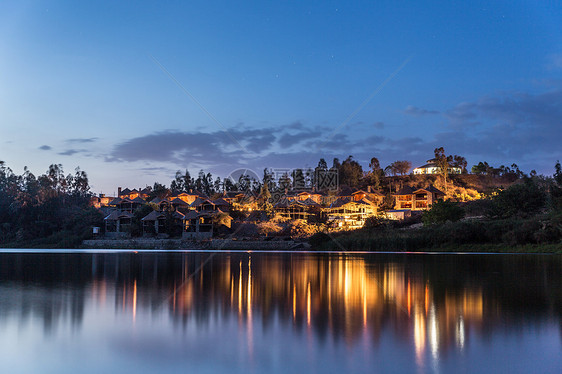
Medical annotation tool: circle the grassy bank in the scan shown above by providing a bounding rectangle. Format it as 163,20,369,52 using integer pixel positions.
309,216,562,253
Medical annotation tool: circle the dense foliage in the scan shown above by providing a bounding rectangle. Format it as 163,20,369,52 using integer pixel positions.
422,200,465,224
0,162,103,247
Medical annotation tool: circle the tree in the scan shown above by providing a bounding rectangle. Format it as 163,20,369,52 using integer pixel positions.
434,147,451,192
339,156,363,187
452,155,468,173
369,157,385,189
170,169,193,192
554,160,562,185
422,200,465,225
487,178,547,218
258,182,272,212
471,162,491,175
393,160,412,176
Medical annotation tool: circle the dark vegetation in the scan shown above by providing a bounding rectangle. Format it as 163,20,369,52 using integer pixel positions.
0,162,103,248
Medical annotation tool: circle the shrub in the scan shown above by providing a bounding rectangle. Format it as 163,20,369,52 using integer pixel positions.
488,178,547,219
422,200,465,225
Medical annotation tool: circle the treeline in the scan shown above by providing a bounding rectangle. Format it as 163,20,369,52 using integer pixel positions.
0,162,103,247
164,147,526,198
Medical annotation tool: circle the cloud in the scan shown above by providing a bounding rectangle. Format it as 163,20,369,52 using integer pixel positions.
404,105,439,116
373,121,384,129
58,149,87,156
66,137,98,143
105,87,562,181
39,145,51,150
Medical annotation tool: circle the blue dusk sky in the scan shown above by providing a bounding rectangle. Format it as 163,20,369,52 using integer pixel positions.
1,1,561,194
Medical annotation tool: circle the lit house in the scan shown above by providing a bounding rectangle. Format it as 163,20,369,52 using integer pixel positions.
393,185,445,210
413,159,462,175
325,198,376,230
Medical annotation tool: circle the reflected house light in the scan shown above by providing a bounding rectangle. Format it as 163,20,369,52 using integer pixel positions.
238,260,243,318
414,307,426,366
456,316,465,350
429,304,439,363
307,281,311,326
133,279,137,322
293,283,296,321
407,279,411,316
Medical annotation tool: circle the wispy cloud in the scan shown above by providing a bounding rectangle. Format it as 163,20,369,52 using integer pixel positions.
66,137,98,143
404,105,439,116
103,87,562,177
58,149,88,156
38,145,51,151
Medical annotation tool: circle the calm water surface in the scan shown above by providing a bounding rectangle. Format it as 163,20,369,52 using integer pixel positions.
0,251,560,373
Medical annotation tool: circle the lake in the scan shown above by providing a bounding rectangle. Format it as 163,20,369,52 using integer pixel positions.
0,250,560,373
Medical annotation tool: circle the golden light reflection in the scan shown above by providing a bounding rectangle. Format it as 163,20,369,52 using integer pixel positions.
132,279,137,321
247,257,253,358
307,281,311,326
414,307,426,366
166,254,487,358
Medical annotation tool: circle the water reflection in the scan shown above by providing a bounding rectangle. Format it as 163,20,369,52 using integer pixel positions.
0,252,560,373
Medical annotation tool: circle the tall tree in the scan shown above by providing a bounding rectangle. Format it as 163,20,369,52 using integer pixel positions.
369,157,384,189
339,155,363,187
434,147,451,191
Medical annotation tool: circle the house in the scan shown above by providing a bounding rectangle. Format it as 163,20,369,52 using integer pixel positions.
413,159,462,175
118,187,150,200
325,197,376,230
103,210,134,237
89,194,115,209
109,197,146,212
393,185,445,210
141,210,184,236
173,190,206,205
212,198,231,212
273,200,311,220
183,210,232,239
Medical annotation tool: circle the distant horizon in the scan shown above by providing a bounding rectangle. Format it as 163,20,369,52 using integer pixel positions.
1,1,561,194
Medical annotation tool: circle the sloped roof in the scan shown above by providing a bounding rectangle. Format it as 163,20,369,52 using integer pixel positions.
104,210,134,221
172,211,185,219
418,185,445,195
351,190,368,195
170,197,189,206
183,211,200,220
120,188,131,195
190,198,215,208
213,198,230,206
329,197,352,208
394,185,445,196
150,197,165,204
393,186,416,196
356,198,375,206
301,198,321,208
108,197,123,205
369,190,386,197
141,210,165,221
190,197,205,207
131,197,146,203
